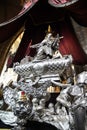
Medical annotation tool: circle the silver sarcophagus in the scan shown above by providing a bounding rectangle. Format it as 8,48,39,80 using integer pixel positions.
13,55,73,78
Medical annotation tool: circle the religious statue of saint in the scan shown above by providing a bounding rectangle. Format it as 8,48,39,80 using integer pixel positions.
31,25,63,60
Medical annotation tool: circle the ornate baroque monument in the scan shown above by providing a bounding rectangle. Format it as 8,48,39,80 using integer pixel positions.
0,26,87,130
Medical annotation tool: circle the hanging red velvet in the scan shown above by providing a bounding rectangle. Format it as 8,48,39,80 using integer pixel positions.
58,17,87,65
49,0,87,26
0,0,38,43
65,0,87,26
24,40,32,56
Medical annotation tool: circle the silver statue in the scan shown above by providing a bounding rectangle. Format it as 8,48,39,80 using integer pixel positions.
1,26,87,130
30,25,63,61
56,71,87,110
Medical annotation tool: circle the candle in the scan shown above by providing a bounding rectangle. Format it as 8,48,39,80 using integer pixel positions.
71,64,76,84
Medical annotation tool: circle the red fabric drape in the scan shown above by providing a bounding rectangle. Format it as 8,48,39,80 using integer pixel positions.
0,0,38,43
49,0,87,26
65,0,87,26
58,17,87,64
